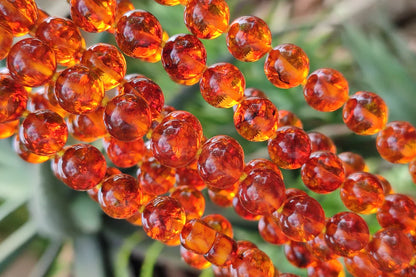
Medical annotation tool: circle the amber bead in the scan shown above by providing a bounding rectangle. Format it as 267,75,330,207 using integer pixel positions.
98,174,141,219
184,0,229,39
141,196,186,244
377,193,416,230
104,94,151,141
244,87,268,99
13,135,50,164
115,0,135,23
278,110,303,128
27,87,67,118
204,232,236,266
0,0,38,36
138,157,175,196
162,111,203,142
401,265,416,277
285,188,308,200
198,135,244,190
280,274,300,277
234,97,278,141
230,248,275,277
180,246,211,270
154,0,185,6
0,24,13,60
103,136,145,168
344,252,381,277
70,0,116,32
338,152,368,176
0,120,18,139
340,172,384,214
303,68,349,112
68,107,107,142
264,44,310,89
258,216,288,245
176,166,206,191
301,151,345,194
268,126,311,169
284,241,315,268
162,34,207,85
201,214,233,238
226,16,271,62
308,131,337,154
375,174,392,195
171,186,205,221
87,184,101,203
19,110,67,156
126,210,143,226
244,158,283,180
0,74,28,123
306,232,338,262
232,196,262,221
376,121,416,164
7,38,56,87
307,259,344,277
367,227,413,272
275,195,326,242
180,219,217,254
55,65,104,114
58,144,107,191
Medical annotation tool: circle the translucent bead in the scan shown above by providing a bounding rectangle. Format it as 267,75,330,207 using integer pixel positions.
303,68,349,112
204,232,237,266
141,196,186,244
0,23,13,60
268,126,311,169
264,43,310,89
0,74,28,123
284,241,316,268
0,0,38,36
114,0,135,23
137,157,175,196
70,0,116,32
307,259,344,277
162,34,207,85
68,107,107,142
19,110,67,156
234,97,278,141
258,216,288,245
244,87,268,99
344,252,381,277
103,136,145,168
376,121,416,164
13,135,49,164
0,120,18,139
7,38,56,87
200,63,245,108
161,111,203,142
338,152,368,176
308,131,337,154
226,16,271,62
126,211,142,226
184,0,230,39
285,188,308,200
154,0,185,6
29,8,49,36
236,240,258,254
171,186,205,221
104,94,151,141
377,193,416,230
201,214,233,238
301,151,345,194
87,167,121,202
176,166,206,191
180,246,211,270
278,110,303,128
306,232,338,262
55,65,104,114
280,274,300,277
27,87,67,118
376,174,392,195
180,219,217,254
232,196,262,221
244,158,283,180
98,173,142,219
207,186,236,207
230,248,275,277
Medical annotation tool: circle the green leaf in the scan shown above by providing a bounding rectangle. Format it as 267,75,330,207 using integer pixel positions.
114,232,143,277
139,241,164,277
29,240,63,277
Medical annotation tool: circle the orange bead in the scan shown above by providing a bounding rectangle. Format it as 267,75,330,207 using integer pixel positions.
244,87,268,99
103,136,145,168
268,126,311,169
244,158,283,180
184,0,229,39
198,135,244,190
55,65,104,114
171,186,205,221
35,17,85,67
0,23,13,60
232,196,262,221
162,111,203,142
176,166,206,191
340,172,384,214
375,174,392,195
68,107,107,142
301,151,345,194
126,210,143,226
344,252,382,277
258,216,289,245
338,152,368,176
180,219,217,254
280,274,300,277
88,167,120,202
308,131,337,154
98,173,141,219
230,248,275,277
137,157,175,196
19,110,67,156
180,246,211,270
162,34,207,85
284,241,316,268
376,121,416,164
377,193,416,230
0,74,28,123
307,259,344,277
154,0,185,5
27,87,67,118
0,0,38,36
303,68,349,112
104,94,151,141
264,43,309,89
207,187,235,207
409,159,416,184
234,97,278,141
70,0,116,32
226,16,272,62
7,38,56,87
141,196,186,244
114,0,135,23
29,8,49,36
278,110,303,128
201,214,233,238
285,188,308,200
13,135,50,163
275,195,326,242
204,232,237,266
306,232,338,262
0,119,18,139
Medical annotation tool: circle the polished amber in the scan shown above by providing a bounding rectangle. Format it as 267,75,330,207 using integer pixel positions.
171,186,205,221
207,185,236,207
280,274,300,277
0,0,38,36
162,34,207,85
307,259,344,277
114,0,135,23
0,74,28,123
301,151,345,193
308,131,337,154
154,0,185,5
375,174,392,195
244,158,283,180
285,188,308,199
200,63,245,108
303,68,349,112
13,135,50,164
306,232,338,262
244,87,268,99
162,111,203,142
201,214,233,238
70,0,116,32
126,210,143,226
234,97,278,141
226,16,272,62
103,136,145,168
19,110,67,156
68,107,107,142
278,110,303,128
176,166,206,191
258,216,288,245
264,43,310,89
104,94,151,141
184,0,230,39
98,174,141,219
180,246,211,270
7,38,56,87
197,135,244,190
58,144,107,191
35,17,85,67
268,126,311,169
137,157,175,196
141,196,186,244
340,172,384,214
275,195,326,242
180,219,217,254
27,87,67,118
0,120,18,139
377,121,416,164
204,232,236,266
344,252,382,277
338,152,368,176
284,241,315,268
0,24,13,60
55,65,104,114
230,248,275,277
232,196,262,221
377,193,416,230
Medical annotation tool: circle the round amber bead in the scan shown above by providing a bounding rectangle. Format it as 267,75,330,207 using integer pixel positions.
376,174,392,195
138,157,175,196
264,43,309,89
162,111,203,142
171,186,205,221
184,0,230,39
278,110,303,128
306,232,338,262
234,97,278,141
180,219,217,254
114,0,134,23
141,196,186,244
0,120,18,139
376,121,416,164
232,196,262,221
162,34,207,85
19,110,67,156
68,107,107,142
284,241,316,268
7,38,56,87
70,0,116,32
208,186,236,207
244,87,268,99
13,135,50,164
28,87,67,118
226,16,272,62
409,159,416,184
308,131,337,154
230,248,275,277
377,193,416,230
0,0,38,36
268,126,311,169
307,259,344,277
258,216,288,245
55,65,104,114
204,232,237,266
201,214,233,238
303,68,349,112
338,152,368,176
285,188,308,200
154,0,185,5
244,158,283,180
0,23,13,60
275,195,326,242
344,252,381,277
180,246,211,270
280,274,300,277
176,166,206,191
103,136,145,168
0,74,28,123
301,151,345,194
98,174,141,219
198,135,244,190
58,144,107,191
104,94,151,141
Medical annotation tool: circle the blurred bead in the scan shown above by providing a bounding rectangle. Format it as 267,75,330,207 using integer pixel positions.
171,186,205,221
0,23,13,60
344,252,381,277
204,232,237,266
307,259,344,277
285,188,308,200
232,196,262,221
176,166,206,191
103,136,145,168
284,241,316,268
154,0,185,5
28,87,67,118
0,74,28,123
308,131,337,154
258,216,289,245
70,0,116,32
244,87,267,99
202,214,233,238
377,193,416,230
68,107,107,142
207,184,237,207
0,120,18,139
13,135,50,163
306,232,338,262
375,174,392,195
162,111,203,142
230,248,275,277
280,274,300,277
126,210,142,226
0,0,38,36
180,246,211,270
138,157,175,196
180,219,217,254
114,0,135,23
278,110,303,128
338,152,368,176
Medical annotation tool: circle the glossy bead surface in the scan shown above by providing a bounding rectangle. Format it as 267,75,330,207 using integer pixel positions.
103,136,145,168
176,166,206,191
409,159,416,184
258,216,288,245
244,158,283,180
154,0,185,5
180,246,211,270
70,0,116,32
204,232,237,266
307,259,344,277
306,232,338,262
207,186,236,207
171,186,205,221
344,252,381,277
201,214,233,238
13,135,50,164
278,110,303,128
376,174,392,195
232,196,262,221
376,193,416,230
0,74,28,123
0,0,38,36
0,120,18,139
68,107,107,142
308,131,337,154
338,152,368,176
284,241,315,268
138,157,175,196
0,24,13,60
180,219,217,254
161,111,203,142
231,248,275,277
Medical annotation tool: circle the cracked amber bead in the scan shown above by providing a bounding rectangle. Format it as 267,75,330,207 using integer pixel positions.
171,186,205,221
70,0,116,32
68,107,107,142
308,131,337,154
377,193,416,230
0,74,28,123
201,214,233,238
103,136,145,168
0,0,38,36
